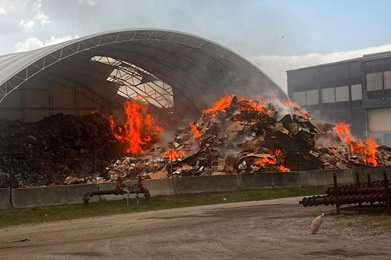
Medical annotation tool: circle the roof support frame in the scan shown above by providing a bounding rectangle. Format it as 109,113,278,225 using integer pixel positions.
0,30,241,103
0,29,286,120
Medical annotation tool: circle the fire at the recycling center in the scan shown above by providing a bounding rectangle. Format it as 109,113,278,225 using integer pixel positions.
0,94,390,187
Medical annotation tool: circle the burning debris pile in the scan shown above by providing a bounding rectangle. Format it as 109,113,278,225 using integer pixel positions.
109,100,163,155
0,113,120,187
1,93,391,187
109,95,391,180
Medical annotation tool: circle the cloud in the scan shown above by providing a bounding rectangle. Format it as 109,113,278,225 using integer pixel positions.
0,0,50,32
19,0,50,32
250,44,391,92
14,35,79,52
77,0,97,7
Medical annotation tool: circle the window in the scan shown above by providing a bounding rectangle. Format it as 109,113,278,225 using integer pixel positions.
351,84,362,100
293,91,306,105
322,87,335,103
366,72,383,91
335,86,349,102
306,89,319,105
384,71,391,89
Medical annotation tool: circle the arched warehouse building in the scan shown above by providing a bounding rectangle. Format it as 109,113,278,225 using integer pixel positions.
0,29,286,124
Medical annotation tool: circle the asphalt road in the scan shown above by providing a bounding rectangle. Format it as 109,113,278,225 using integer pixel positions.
1,196,391,259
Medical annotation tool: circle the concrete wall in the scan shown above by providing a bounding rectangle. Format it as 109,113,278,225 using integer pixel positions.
11,184,97,208
174,175,240,194
353,167,391,183
240,172,301,189
299,169,353,187
6,166,391,208
144,179,176,196
0,188,11,209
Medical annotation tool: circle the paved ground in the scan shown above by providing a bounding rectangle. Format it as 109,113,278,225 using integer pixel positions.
1,196,391,259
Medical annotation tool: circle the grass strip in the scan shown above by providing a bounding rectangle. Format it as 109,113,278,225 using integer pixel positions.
0,185,326,228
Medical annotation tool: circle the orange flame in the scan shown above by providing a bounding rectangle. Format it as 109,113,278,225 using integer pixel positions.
190,122,202,140
254,149,290,172
165,148,180,161
110,100,163,155
335,123,355,152
278,165,290,172
255,155,277,167
366,139,378,166
239,99,266,114
203,95,233,117
335,123,378,166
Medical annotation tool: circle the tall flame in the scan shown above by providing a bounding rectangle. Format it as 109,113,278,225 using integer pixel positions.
335,123,378,166
367,139,378,166
335,124,355,150
110,100,163,155
190,122,202,140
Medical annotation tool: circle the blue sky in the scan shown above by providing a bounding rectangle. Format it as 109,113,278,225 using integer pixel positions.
1,0,391,90
276,0,391,54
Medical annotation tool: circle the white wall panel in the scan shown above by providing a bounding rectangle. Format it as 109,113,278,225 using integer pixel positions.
368,108,391,132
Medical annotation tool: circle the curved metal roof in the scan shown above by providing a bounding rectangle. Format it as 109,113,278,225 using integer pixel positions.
0,28,287,118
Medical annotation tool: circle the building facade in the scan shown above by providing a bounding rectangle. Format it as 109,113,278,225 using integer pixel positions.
287,51,391,146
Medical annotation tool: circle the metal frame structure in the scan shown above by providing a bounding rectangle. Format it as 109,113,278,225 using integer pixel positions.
91,56,174,108
0,29,287,122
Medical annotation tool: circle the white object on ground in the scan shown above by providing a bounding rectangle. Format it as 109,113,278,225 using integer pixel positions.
311,213,324,235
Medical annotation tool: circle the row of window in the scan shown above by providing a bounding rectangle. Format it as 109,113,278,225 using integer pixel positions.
292,84,362,106
366,71,391,91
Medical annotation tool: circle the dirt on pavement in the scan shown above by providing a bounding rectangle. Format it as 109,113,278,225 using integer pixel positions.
1,196,391,260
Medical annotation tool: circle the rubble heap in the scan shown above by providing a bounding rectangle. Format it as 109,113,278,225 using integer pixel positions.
0,113,120,186
109,95,391,179
2,94,391,186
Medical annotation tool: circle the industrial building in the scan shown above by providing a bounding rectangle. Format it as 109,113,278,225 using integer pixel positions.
287,51,391,146
0,28,286,127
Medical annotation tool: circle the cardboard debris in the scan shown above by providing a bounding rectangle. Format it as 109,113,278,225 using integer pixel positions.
2,95,391,186
109,95,391,179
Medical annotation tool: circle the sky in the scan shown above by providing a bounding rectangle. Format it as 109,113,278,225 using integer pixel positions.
1,0,391,91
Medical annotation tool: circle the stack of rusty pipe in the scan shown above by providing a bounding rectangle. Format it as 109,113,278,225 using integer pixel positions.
300,171,391,213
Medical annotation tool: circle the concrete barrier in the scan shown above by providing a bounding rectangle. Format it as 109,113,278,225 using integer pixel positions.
174,175,240,194
144,179,176,196
299,169,353,187
353,166,391,183
10,167,391,208
12,184,98,208
240,172,301,189
0,188,11,209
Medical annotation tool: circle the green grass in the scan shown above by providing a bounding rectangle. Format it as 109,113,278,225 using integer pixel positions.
0,186,326,229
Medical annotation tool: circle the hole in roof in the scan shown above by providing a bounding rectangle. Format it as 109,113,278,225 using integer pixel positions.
91,56,174,108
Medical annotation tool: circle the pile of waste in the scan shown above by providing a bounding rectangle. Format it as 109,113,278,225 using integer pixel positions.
108,95,391,180
1,94,391,187
0,113,120,187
